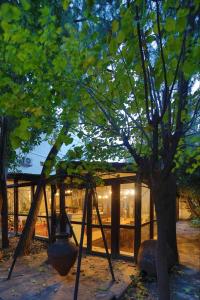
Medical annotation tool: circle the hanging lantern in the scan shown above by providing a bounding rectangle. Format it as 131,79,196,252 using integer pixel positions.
47,233,78,276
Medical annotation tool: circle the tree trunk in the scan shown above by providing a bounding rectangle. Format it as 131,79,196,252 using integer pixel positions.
14,178,45,256
0,117,9,249
152,176,172,300
155,206,170,300
165,174,179,264
13,124,70,256
1,179,9,248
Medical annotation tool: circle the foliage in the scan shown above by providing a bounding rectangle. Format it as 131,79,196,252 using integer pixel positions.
0,1,80,170
123,274,149,300
59,0,200,183
191,217,200,227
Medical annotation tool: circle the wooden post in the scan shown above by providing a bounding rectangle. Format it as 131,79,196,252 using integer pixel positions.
1,187,9,248
14,179,18,235
51,185,56,242
59,182,66,233
134,179,141,262
31,185,35,239
150,188,154,239
86,189,92,253
111,183,120,258
0,117,9,248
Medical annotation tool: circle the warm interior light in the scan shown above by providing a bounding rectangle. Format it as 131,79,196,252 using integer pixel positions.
66,189,72,194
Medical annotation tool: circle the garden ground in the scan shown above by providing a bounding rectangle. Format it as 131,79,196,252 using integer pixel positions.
121,221,200,300
0,221,199,300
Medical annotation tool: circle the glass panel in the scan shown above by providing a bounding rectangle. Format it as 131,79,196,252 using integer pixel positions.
141,185,150,224
120,183,135,225
38,186,51,216
71,224,87,246
92,228,111,253
66,189,85,222
141,224,150,243
8,215,14,233
93,186,111,225
120,228,134,256
55,188,60,214
35,217,50,237
8,188,14,214
18,187,31,214
18,216,27,232
7,180,13,185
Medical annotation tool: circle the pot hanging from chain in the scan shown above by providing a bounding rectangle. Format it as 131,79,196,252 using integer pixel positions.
47,233,78,276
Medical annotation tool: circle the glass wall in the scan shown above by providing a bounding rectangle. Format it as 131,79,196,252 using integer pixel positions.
66,189,84,222
35,185,51,237
92,228,111,252
120,228,134,255
120,183,135,225
18,186,31,232
120,183,135,256
5,175,154,259
64,189,86,246
92,186,111,252
141,184,150,242
8,187,14,233
93,186,111,224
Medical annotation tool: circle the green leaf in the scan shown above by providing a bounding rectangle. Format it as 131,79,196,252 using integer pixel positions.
112,20,119,33
83,56,96,68
165,18,176,32
109,38,117,54
117,31,125,44
21,0,31,11
62,0,70,10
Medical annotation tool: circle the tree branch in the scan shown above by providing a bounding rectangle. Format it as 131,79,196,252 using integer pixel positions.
135,5,151,123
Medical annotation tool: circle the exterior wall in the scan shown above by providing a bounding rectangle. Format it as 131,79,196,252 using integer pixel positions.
11,136,82,175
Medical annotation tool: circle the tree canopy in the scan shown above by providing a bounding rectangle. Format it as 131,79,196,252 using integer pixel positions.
0,1,199,299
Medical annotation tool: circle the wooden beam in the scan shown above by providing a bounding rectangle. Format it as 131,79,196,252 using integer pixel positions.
86,190,92,253
150,188,154,239
111,183,120,258
134,179,141,262
59,182,66,233
50,185,56,243
14,179,18,234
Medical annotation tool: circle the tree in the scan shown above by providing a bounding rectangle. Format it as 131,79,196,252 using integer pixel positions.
60,1,200,299
1,1,199,298
0,0,79,249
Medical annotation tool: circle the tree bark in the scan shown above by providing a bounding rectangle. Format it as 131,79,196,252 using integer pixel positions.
165,174,179,264
1,179,9,248
13,124,70,256
0,117,9,248
153,179,171,300
156,207,170,300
